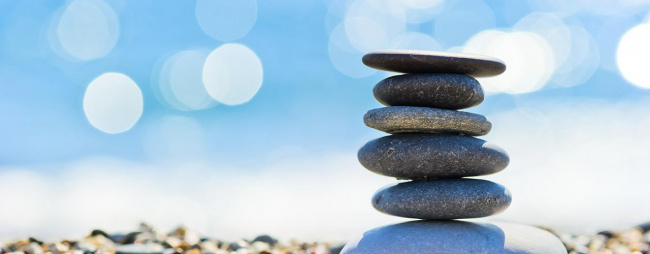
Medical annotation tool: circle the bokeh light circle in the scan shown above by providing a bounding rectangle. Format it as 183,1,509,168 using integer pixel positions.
83,73,143,134
328,22,377,78
154,50,216,111
344,0,406,52
515,13,571,68
55,0,119,61
203,44,263,105
551,25,600,87
463,30,555,94
195,0,257,41
617,23,650,89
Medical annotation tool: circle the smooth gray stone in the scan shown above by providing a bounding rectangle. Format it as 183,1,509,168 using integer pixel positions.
372,179,511,219
374,74,484,109
364,106,491,136
362,50,506,77
358,133,509,179
341,220,567,254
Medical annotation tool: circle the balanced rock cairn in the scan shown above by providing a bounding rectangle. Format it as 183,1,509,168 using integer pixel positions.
341,50,567,254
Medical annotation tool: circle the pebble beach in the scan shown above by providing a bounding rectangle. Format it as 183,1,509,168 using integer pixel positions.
3,223,650,254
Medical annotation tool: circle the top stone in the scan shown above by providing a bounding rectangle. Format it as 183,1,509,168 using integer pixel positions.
362,50,506,77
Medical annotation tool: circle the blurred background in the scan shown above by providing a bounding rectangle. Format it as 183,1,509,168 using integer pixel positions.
1,0,650,243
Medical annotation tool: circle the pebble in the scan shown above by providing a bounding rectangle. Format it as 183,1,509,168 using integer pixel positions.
358,133,509,179
373,73,484,109
364,106,491,136
251,235,277,247
90,230,111,240
119,232,140,245
115,243,164,254
372,179,511,219
362,50,506,77
341,220,567,254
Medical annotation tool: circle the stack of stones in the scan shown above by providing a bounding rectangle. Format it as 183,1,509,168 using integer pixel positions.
341,50,567,254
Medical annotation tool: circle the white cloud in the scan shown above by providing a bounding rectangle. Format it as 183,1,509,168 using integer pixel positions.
0,154,399,242
483,97,650,233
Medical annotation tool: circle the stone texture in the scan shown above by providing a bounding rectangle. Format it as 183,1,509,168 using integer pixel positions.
373,73,484,109
341,220,567,254
372,179,511,219
358,133,509,179
362,50,506,77
364,106,491,136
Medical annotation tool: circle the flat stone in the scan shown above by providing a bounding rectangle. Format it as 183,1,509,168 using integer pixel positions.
372,179,511,219
364,106,491,136
373,74,484,109
358,133,509,179
362,50,506,77
341,220,567,254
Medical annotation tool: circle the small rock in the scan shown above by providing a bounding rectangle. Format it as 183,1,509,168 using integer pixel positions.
364,106,491,136
250,241,270,252
45,243,68,254
119,232,140,245
358,133,509,179
330,245,345,254
115,243,164,254
199,241,218,252
251,235,277,247
26,239,42,246
362,50,506,77
636,221,650,232
162,237,181,249
138,223,155,233
597,230,614,238
372,179,511,219
24,243,43,254
134,232,159,244
89,230,111,240
373,73,484,109
226,242,242,251
75,242,96,252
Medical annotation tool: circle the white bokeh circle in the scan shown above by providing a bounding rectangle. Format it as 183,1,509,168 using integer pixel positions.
463,30,555,94
203,44,264,105
154,50,216,111
515,13,571,69
83,73,143,134
328,22,377,78
54,0,120,61
344,0,406,52
617,23,650,89
195,0,257,41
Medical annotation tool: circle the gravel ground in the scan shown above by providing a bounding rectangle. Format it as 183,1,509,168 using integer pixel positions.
3,222,650,254
561,222,650,254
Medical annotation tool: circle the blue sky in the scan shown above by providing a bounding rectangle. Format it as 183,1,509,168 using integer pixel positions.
2,0,649,167
2,0,650,241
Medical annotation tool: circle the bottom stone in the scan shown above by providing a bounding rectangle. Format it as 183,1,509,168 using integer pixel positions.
341,220,566,254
